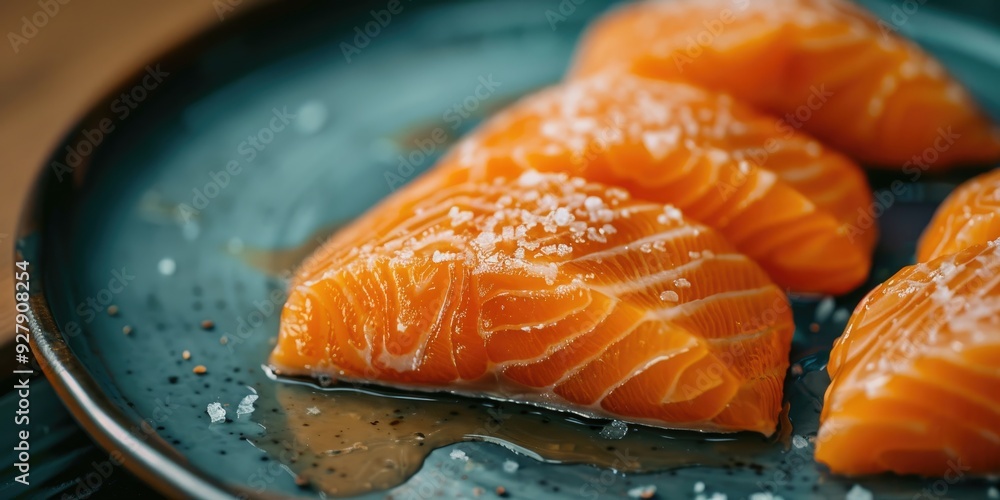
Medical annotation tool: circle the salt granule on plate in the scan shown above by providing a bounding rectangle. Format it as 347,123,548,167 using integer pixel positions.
749,493,783,500
627,485,656,499
815,296,835,322
599,420,628,439
792,435,808,449
846,484,873,500
206,402,226,423
236,393,259,417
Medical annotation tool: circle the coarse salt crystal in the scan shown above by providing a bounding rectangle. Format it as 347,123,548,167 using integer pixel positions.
792,435,808,449
432,251,456,263
449,208,474,227
475,231,498,250
749,493,783,500
518,170,545,187
815,297,835,323
707,149,729,164
206,402,226,423
606,187,629,200
845,484,873,500
158,258,176,276
642,128,681,160
587,227,607,243
237,392,258,417
657,205,684,224
627,485,656,499
600,420,629,439
595,208,615,223
584,196,604,211
539,244,571,256
540,121,562,137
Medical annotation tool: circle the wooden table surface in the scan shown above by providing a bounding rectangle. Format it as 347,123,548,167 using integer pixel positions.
0,0,269,345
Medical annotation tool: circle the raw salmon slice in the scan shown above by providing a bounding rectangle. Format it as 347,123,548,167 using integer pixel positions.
817,239,1000,476
273,169,794,434
439,74,874,294
918,168,1000,262
570,0,1000,168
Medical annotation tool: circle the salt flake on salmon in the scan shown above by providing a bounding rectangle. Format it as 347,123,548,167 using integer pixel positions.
570,0,1000,168
817,239,1000,475
272,170,794,435
441,73,874,294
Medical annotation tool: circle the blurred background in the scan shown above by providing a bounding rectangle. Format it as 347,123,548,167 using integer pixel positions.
0,0,273,349
1,0,999,498
0,2,272,496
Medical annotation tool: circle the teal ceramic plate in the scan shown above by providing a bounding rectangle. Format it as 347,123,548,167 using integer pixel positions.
18,1,1000,498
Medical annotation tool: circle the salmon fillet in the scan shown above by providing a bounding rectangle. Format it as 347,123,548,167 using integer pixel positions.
272,168,794,434
439,74,875,294
570,0,1000,168
817,239,1000,475
918,168,1000,262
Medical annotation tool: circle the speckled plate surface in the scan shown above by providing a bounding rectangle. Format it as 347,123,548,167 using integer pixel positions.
18,1,1000,498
